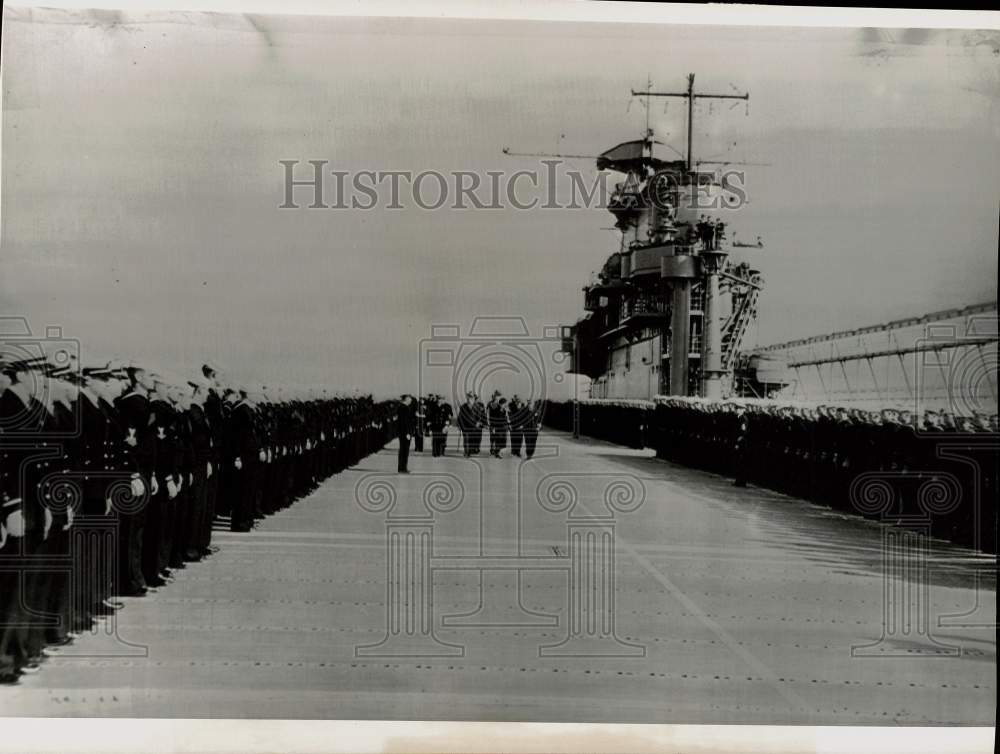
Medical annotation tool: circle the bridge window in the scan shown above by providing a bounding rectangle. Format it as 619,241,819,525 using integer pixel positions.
690,318,703,352
690,284,705,312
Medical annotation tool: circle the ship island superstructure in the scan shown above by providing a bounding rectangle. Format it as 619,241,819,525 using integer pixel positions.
561,74,784,400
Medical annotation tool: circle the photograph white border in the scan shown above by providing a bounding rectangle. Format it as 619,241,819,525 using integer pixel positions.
1,2,996,752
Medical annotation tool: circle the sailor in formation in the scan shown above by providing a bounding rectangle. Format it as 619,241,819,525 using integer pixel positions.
0,355,395,684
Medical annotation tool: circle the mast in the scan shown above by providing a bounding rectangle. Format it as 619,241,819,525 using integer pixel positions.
631,74,750,398
686,73,694,172
631,72,749,175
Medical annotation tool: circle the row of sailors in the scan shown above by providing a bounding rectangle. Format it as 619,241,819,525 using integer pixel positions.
537,398,997,553
0,359,395,683
653,400,997,552
542,400,649,449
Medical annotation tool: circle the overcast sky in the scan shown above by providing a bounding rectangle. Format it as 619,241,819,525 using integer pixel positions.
2,7,998,395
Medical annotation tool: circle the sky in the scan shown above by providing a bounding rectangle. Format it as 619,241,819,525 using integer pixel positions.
2,7,998,396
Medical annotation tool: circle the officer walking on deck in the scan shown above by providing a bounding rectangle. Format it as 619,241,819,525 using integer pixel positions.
429,395,452,457
472,394,486,454
458,392,477,457
488,394,509,458
523,399,542,459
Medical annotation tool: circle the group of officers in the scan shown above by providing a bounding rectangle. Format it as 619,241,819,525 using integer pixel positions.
395,391,544,471
1,356,395,684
